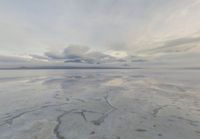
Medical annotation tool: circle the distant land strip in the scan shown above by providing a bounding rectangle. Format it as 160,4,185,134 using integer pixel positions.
0,66,199,70
0,66,143,70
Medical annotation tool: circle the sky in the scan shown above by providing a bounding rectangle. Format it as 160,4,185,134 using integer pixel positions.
0,0,200,68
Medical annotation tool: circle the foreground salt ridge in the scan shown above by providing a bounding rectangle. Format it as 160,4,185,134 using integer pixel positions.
0,70,200,139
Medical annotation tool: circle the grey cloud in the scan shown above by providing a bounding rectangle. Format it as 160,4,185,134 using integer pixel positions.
146,36,200,54
45,52,64,60
30,54,48,60
45,45,90,60
45,45,115,64
63,46,90,57
0,55,33,69
1,0,200,57
160,36,200,49
108,42,130,51
0,54,50,67
0,55,29,63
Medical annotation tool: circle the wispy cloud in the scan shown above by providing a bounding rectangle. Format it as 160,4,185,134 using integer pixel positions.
0,55,29,63
0,0,200,68
141,36,200,56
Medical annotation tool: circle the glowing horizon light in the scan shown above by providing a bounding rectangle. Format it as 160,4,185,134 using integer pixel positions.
104,50,128,58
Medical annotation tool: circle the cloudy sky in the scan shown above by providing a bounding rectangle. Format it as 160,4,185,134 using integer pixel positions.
0,0,200,68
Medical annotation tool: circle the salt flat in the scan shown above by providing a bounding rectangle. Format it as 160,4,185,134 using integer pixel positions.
0,69,200,139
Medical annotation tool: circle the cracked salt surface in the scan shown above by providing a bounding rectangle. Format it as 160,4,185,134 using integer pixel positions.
0,69,200,139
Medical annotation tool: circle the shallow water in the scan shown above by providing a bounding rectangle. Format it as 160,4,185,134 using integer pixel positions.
0,69,200,139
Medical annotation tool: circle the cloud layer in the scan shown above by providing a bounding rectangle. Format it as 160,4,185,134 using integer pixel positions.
45,45,121,64
0,0,200,68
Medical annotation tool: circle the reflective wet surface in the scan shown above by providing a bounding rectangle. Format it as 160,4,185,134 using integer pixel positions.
0,69,200,139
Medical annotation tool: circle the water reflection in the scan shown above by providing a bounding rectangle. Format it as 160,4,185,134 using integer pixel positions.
0,70,200,139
